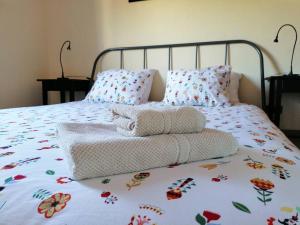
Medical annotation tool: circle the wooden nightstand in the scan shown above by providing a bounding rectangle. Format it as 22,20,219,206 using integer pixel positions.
265,75,300,139
37,78,91,105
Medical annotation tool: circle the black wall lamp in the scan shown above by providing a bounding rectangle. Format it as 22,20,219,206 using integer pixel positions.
59,40,71,79
274,24,299,76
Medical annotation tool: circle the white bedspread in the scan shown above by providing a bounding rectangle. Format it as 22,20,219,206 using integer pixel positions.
0,101,299,225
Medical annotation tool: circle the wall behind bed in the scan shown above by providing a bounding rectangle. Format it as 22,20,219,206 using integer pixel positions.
31,0,300,130
0,0,46,108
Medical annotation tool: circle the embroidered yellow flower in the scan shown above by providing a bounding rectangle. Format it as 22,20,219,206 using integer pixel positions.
247,162,266,169
272,164,283,169
134,172,150,180
199,164,218,170
127,172,151,190
276,157,295,165
38,193,71,218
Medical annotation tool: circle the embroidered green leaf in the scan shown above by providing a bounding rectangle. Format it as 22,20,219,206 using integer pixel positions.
257,196,265,202
102,178,111,184
33,189,51,200
4,177,13,184
232,201,251,214
46,170,55,175
195,213,206,225
296,207,300,213
263,193,272,197
0,201,7,211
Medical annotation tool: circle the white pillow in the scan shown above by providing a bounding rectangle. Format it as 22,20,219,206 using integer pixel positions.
228,72,242,104
85,69,155,105
227,72,242,104
163,66,232,107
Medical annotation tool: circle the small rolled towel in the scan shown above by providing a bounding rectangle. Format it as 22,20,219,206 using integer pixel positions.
111,105,206,137
57,123,238,180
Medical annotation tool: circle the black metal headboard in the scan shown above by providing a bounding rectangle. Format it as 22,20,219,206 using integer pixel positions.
91,40,266,110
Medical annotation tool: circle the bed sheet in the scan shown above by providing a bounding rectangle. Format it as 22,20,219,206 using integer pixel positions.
0,102,299,225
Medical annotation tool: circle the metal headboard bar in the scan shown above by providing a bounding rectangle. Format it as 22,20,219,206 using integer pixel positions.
91,39,266,110
168,47,173,70
143,49,147,69
120,50,124,69
195,45,200,69
225,44,229,65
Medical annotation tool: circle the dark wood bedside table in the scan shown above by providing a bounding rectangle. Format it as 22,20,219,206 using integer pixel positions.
37,78,91,105
265,75,300,138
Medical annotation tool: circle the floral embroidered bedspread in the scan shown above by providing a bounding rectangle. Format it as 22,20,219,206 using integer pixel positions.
0,102,299,225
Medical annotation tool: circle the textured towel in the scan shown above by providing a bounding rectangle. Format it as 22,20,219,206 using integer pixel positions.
57,123,238,180
111,105,206,137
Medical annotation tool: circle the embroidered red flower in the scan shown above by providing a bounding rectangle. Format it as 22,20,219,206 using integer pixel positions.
1,163,16,170
250,178,274,191
250,178,275,205
14,175,26,180
37,193,71,218
101,192,111,198
267,217,276,225
196,210,221,225
56,177,73,184
203,210,221,223
211,178,221,182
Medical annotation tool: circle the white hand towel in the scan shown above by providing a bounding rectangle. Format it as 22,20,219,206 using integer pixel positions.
112,105,206,137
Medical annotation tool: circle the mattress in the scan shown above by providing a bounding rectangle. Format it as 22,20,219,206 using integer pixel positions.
0,101,299,225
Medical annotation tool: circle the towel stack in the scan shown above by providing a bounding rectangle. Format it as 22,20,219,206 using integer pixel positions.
57,105,238,180
112,104,206,136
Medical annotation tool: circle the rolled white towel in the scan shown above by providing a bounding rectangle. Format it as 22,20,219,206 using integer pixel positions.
111,105,206,137
57,123,238,180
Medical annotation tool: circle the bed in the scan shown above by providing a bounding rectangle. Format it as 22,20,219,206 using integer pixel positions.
0,40,299,225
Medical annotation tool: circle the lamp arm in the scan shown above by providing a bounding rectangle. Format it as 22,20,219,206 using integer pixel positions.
291,28,298,75
59,40,71,78
275,24,298,75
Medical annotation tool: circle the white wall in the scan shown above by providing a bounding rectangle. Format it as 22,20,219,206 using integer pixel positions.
0,0,47,108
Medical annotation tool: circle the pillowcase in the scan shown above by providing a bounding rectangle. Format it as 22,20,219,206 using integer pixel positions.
226,72,242,104
85,69,155,105
163,65,231,107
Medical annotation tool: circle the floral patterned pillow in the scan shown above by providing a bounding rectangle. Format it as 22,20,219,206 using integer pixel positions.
163,66,232,107
85,69,155,105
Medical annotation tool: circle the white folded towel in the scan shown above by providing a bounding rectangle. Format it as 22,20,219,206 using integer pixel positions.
57,123,238,180
111,105,206,137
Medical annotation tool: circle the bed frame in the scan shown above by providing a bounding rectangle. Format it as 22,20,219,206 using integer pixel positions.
90,40,266,111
